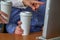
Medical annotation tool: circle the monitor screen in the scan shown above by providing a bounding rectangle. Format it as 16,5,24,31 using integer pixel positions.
42,0,60,39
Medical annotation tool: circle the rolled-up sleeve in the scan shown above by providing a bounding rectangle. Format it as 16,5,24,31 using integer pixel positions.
11,0,26,8
6,23,17,34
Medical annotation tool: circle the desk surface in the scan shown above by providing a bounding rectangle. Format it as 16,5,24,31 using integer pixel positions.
0,31,42,40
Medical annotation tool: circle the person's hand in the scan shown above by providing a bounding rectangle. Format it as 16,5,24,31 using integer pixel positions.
15,21,23,35
0,11,8,24
23,0,44,10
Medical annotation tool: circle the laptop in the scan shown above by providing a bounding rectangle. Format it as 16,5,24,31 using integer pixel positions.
37,0,60,40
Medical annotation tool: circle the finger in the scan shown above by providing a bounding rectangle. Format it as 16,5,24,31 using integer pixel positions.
36,4,40,9
15,30,23,35
16,26,21,30
0,18,3,24
15,31,21,35
0,11,8,17
18,29,23,32
18,30,23,34
32,3,39,10
17,32,22,35
16,25,22,30
32,7,36,11
0,22,1,24
29,4,35,10
17,21,22,28
0,22,2,24
17,21,22,25
16,28,23,34
16,26,23,32
27,3,35,11
32,1,44,5
0,15,8,24
17,30,23,34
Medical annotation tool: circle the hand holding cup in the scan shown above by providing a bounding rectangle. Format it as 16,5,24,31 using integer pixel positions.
0,11,8,24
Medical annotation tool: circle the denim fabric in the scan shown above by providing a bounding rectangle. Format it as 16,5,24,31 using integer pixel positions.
6,0,46,33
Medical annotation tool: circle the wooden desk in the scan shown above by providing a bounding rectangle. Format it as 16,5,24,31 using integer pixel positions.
0,31,42,40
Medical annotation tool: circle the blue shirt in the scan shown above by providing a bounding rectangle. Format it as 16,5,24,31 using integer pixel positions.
6,0,46,34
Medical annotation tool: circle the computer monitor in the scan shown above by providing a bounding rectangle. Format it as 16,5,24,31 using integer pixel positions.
38,0,60,40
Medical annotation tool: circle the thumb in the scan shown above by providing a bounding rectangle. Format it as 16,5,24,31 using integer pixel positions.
17,25,21,29
17,21,22,25
17,21,22,28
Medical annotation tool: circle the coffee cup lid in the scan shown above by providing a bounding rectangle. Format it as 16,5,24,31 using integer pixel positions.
20,11,32,17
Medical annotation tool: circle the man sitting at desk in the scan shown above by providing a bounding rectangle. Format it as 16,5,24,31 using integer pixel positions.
0,0,46,35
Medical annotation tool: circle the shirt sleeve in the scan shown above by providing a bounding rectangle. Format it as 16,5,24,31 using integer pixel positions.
6,23,17,34
10,0,27,9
